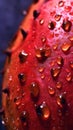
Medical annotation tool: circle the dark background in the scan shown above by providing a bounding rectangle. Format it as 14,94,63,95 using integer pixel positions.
0,0,33,129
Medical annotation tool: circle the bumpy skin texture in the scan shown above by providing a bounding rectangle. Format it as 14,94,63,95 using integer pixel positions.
2,0,73,130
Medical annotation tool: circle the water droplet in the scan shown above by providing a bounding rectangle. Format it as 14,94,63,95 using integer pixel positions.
48,21,55,30
18,73,26,85
57,94,66,108
62,20,72,32
39,19,44,25
51,67,61,79
41,36,46,43
53,43,58,50
19,50,28,63
58,1,64,7
61,42,71,53
35,102,50,120
64,6,72,12
56,81,62,89
35,46,51,62
30,82,40,100
41,74,45,79
66,72,72,82
48,86,55,96
39,66,44,73
69,36,73,42
55,14,62,21
57,56,64,66
9,75,13,81
70,61,73,69
15,101,21,106
20,111,28,126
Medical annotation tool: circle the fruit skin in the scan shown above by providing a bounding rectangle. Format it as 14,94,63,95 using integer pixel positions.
2,0,73,130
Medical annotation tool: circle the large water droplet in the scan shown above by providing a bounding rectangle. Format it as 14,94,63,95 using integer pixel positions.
35,46,51,62
62,20,72,32
57,94,66,108
56,81,62,89
69,36,73,42
19,50,28,63
51,67,61,79
57,56,64,66
30,82,40,100
58,1,64,7
55,14,62,21
61,42,71,53
48,21,55,30
35,102,50,120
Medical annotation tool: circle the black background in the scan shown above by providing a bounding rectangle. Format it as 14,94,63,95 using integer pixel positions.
0,0,33,129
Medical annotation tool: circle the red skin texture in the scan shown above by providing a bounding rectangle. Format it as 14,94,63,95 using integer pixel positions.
2,0,73,130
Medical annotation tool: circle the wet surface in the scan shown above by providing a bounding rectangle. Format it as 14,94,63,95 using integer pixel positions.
0,0,32,130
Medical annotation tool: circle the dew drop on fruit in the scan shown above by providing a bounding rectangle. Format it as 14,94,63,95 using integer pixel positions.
48,21,55,30
35,46,51,62
19,50,28,63
70,61,73,69
39,19,44,25
57,94,66,108
38,66,44,73
53,43,58,50
64,6,72,12
61,42,71,52
62,20,72,32
48,86,55,96
57,56,64,66
58,1,64,7
56,81,62,89
18,73,26,84
55,14,62,21
69,36,73,42
66,72,72,82
41,36,46,43
51,67,61,79
30,82,40,99
20,111,28,126
35,102,50,120
41,74,45,79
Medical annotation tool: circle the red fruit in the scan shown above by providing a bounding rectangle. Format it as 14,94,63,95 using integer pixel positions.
2,0,73,130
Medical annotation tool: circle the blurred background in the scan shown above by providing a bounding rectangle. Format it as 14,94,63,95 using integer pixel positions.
0,0,33,129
